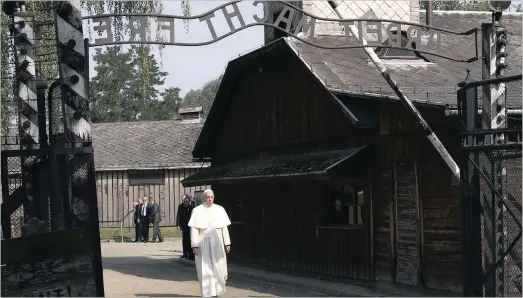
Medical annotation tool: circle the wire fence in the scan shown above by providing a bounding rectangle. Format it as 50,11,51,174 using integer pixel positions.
459,75,522,297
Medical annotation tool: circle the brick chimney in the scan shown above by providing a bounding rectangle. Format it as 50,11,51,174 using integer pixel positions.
179,106,203,123
264,0,420,43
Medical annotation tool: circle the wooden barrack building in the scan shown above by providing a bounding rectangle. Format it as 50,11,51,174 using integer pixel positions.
182,9,522,295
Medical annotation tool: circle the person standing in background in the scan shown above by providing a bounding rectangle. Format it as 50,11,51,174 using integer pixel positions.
132,198,143,242
177,194,195,260
149,198,164,243
140,197,151,242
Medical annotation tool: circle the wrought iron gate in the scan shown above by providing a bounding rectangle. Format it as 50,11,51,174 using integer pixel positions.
1,145,104,296
458,74,522,297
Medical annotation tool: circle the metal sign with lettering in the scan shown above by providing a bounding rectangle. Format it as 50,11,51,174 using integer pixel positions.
84,0,479,63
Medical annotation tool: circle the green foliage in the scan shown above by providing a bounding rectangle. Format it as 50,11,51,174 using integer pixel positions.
1,0,192,134
182,75,223,117
420,0,491,11
99,226,181,241
128,45,168,120
90,46,135,122
1,10,13,137
157,87,183,120
90,46,174,122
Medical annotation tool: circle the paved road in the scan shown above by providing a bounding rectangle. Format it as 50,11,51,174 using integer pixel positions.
101,240,330,297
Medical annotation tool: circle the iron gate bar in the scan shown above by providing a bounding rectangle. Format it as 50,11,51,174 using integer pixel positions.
462,144,522,152
467,156,522,230
83,1,479,63
1,227,91,264
1,154,11,239
477,233,522,293
458,74,523,90
1,147,94,158
460,128,523,136
85,23,474,63
459,73,522,297
83,1,479,35
86,154,105,296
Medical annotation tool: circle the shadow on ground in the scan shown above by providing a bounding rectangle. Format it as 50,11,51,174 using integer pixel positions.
135,294,199,297
102,256,195,282
103,256,326,297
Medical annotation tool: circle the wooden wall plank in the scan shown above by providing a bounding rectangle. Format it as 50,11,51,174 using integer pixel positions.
393,163,420,286
168,170,175,226
113,171,120,224
172,170,183,226
108,171,115,227
158,176,165,226
421,145,462,293
219,183,372,281
122,171,131,227
95,168,209,227
102,172,108,228
96,172,103,227
165,170,172,226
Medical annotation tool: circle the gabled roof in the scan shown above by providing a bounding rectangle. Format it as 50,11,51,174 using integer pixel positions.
286,11,522,108
1,121,207,173
420,11,522,83
193,11,522,158
92,120,207,171
192,38,363,158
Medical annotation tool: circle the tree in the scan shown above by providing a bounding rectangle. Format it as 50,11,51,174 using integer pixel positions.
1,0,191,133
126,45,168,121
90,45,170,122
183,75,223,117
156,87,183,120
420,0,489,11
89,46,135,122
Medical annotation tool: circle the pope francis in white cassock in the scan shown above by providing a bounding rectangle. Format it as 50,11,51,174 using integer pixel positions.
188,189,232,297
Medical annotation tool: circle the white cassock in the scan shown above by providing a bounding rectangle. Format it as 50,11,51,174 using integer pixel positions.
188,203,231,297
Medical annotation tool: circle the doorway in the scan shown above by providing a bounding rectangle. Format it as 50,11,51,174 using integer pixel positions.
393,162,422,286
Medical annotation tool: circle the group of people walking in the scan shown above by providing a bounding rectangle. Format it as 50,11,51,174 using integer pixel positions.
132,190,233,298
133,196,163,243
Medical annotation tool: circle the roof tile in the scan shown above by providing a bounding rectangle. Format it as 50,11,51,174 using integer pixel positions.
92,120,205,170
286,11,522,107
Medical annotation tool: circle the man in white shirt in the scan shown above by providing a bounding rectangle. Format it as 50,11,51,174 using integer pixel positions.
188,189,231,297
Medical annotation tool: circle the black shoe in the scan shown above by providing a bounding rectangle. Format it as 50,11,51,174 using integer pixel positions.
151,240,156,243
159,239,164,243
132,239,139,242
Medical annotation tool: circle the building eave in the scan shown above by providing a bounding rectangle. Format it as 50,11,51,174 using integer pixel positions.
95,163,211,172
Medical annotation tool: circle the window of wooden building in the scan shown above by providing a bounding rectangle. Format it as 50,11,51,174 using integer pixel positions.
324,185,364,227
229,196,244,224
193,190,204,206
128,170,164,186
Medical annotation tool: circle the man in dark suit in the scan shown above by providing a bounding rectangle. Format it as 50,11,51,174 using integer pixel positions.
133,198,143,242
149,198,163,243
140,197,151,242
176,194,195,260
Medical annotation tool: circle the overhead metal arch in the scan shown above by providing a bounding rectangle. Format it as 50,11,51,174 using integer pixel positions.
82,0,480,63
